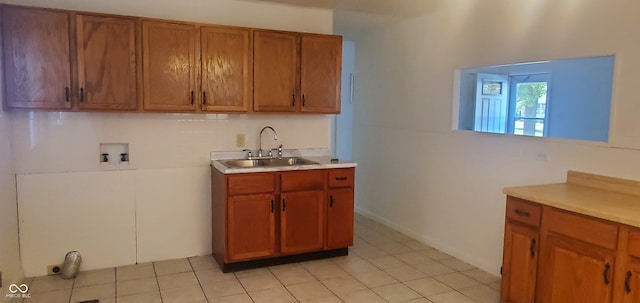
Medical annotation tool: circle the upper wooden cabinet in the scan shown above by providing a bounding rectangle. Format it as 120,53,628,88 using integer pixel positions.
76,14,138,110
200,27,252,112
142,20,197,111
253,30,342,114
300,35,342,113
142,21,252,112
2,6,140,111
253,31,299,112
2,6,72,110
2,4,341,114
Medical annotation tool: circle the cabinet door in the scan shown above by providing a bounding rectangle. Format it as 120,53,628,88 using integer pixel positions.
2,7,72,109
227,193,276,261
201,27,251,112
621,259,640,303
501,222,538,303
253,31,298,112
142,21,197,111
280,191,324,254
537,235,614,303
326,187,354,249
76,14,138,110
300,35,341,113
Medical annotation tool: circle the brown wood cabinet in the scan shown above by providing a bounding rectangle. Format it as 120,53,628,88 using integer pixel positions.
538,235,614,303
327,168,355,249
253,30,341,114
300,35,342,113
501,196,640,303
227,193,276,261
142,21,252,112
2,4,341,114
501,198,539,303
621,258,640,303
2,6,72,110
1,5,141,111
211,167,355,271
280,170,325,254
200,26,252,112
76,14,138,110
142,20,197,111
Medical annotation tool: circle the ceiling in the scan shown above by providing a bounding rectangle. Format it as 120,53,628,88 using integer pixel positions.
236,0,454,38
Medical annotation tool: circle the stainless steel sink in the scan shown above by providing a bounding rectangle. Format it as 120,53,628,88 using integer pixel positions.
220,157,319,169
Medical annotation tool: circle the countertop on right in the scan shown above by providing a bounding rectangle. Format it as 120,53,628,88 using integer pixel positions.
503,170,640,228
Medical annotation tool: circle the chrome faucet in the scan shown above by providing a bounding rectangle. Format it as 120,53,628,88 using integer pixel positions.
258,126,278,158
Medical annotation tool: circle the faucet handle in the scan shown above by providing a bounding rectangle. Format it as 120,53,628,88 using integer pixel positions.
242,149,253,159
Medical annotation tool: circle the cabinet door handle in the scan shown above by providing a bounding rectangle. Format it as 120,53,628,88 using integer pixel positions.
282,199,286,212
65,87,70,102
529,238,536,258
626,270,632,294
202,91,207,105
335,177,348,181
191,91,195,105
604,263,611,285
329,195,334,208
302,94,306,106
271,200,274,213
79,87,85,102
292,94,296,106
514,209,531,217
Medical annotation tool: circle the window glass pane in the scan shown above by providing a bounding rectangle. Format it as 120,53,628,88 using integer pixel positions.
514,82,547,137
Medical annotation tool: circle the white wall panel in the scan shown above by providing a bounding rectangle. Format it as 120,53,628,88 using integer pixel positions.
17,171,137,277
135,167,212,263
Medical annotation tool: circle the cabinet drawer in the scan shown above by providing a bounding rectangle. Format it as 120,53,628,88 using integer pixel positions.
545,207,618,250
506,197,541,227
281,170,325,192
228,173,275,196
627,228,640,258
329,168,355,188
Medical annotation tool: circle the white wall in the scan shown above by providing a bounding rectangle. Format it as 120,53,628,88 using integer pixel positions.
333,40,355,160
0,111,21,301
0,0,334,277
352,0,640,276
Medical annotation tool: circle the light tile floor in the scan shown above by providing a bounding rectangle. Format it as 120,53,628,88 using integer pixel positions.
14,214,501,303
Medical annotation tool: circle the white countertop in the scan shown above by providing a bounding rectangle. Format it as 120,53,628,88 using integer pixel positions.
210,148,357,174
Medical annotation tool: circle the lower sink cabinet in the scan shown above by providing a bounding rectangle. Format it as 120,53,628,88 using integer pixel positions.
211,167,355,271
227,193,276,261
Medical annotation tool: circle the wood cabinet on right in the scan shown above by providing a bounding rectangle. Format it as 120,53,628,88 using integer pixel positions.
616,228,640,302
253,30,342,114
501,196,640,303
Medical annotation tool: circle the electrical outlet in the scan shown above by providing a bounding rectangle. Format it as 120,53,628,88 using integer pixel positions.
236,134,245,147
47,264,62,275
536,152,549,162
